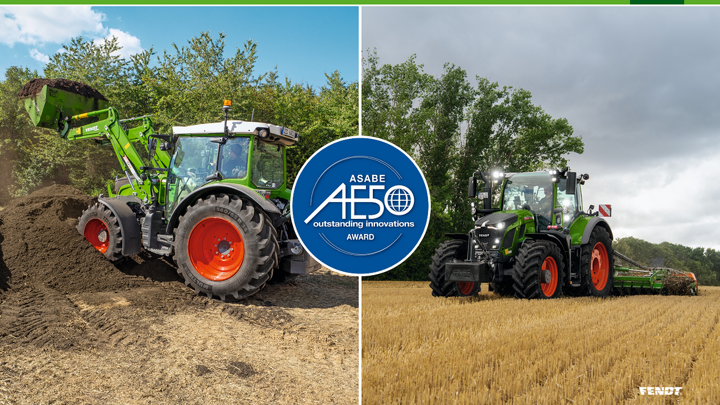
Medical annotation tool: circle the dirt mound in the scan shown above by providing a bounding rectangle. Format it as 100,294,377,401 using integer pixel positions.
17,78,108,101
0,184,141,294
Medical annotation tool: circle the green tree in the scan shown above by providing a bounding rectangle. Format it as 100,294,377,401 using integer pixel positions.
2,31,358,202
363,52,584,281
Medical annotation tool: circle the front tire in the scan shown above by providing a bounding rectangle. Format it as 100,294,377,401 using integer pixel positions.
428,239,479,297
77,203,123,261
512,240,564,299
173,194,278,302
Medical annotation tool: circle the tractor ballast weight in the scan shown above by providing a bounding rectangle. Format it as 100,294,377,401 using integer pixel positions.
19,79,320,301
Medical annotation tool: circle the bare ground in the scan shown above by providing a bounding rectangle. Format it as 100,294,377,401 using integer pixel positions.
0,186,358,404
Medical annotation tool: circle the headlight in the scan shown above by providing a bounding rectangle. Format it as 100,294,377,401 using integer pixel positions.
488,222,505,230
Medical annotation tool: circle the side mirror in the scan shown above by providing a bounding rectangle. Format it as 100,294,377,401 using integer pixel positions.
566,172,577,195
468,176,477,198
160,142,173,151
147,138,157,158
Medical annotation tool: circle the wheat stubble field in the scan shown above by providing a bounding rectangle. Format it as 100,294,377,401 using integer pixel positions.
362,281,720,404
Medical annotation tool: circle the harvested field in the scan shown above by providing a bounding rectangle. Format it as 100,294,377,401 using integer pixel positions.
362,281,720,404
0,185,358,404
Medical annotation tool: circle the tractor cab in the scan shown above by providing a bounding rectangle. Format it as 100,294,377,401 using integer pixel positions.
166,118,299,217
499,172,583,230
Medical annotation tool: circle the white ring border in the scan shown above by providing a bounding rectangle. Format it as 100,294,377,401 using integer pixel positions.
290,136,432,277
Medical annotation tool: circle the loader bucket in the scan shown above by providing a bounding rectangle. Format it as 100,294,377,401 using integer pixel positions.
18,79,108,130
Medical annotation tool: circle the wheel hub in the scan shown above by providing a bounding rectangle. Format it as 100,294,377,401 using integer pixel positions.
591,242,609,290
540,256,558,297
83,218,110,254
188,217,245,282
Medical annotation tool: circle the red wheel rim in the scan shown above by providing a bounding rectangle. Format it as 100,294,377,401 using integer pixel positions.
84,218,110,254
458,282,475,295
591,242,609,290
188,217,245,281
540,256,558,297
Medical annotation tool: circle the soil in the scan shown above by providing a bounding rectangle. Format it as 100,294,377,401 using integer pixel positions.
0,185,358,404
17,78,108,101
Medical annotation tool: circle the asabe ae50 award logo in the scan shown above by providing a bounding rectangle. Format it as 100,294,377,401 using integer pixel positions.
291,137,430,276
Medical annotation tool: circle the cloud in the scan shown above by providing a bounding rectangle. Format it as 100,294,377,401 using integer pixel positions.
363,7,720,251
29,48,49,64
0,6,105,46
93,28,144,59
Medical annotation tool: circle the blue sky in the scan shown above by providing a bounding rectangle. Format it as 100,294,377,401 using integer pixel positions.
0,6,358,89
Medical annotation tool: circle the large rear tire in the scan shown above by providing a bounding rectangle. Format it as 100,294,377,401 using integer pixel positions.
578,226,614,297
173,194,278,302
512,240,564,299
428,239,479,297
77,203,123,261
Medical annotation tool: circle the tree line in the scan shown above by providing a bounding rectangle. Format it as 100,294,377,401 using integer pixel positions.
363,50,584,281
0,32,358,203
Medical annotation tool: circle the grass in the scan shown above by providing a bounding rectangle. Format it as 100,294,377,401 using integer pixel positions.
362,281,720,404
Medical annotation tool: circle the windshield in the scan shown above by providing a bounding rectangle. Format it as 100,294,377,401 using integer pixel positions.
557,177,579,224
219,137,250,179
166,137,219,215
251,140,284,189
502,173,553,227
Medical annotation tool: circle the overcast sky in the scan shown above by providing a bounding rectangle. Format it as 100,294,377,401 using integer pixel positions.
362,6,720,252
0,6,358,89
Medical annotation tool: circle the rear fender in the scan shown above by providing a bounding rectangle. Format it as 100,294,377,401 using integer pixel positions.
98,196,142,256
580,217,613,245
166,183,282,234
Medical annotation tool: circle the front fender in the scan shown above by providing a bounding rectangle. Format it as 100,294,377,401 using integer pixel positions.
165,182,282,234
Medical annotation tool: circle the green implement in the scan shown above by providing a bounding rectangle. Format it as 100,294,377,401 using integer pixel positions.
613,250,698,296
19,79,109,132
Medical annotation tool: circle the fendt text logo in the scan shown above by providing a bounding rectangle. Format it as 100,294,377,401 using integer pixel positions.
291,137,430,276
639,387,683,395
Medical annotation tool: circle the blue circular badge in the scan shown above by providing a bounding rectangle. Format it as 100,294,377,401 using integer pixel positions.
291,137,430,276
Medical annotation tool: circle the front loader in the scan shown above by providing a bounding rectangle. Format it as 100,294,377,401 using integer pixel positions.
429,168,697,299
19,78,320,301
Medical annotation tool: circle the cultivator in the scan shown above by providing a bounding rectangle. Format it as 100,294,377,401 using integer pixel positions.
613,250,698,296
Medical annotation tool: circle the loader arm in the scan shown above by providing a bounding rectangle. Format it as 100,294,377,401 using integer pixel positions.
66,107,170,202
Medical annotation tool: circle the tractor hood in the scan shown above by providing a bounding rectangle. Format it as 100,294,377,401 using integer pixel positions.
475,212,519,229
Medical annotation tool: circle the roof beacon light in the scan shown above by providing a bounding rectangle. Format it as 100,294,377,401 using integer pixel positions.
223,100,231,107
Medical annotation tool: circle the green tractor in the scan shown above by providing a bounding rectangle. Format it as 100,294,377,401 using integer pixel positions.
430,168,615,299
20,79,320,301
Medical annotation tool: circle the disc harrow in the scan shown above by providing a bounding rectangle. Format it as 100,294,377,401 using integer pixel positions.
613,250,698,296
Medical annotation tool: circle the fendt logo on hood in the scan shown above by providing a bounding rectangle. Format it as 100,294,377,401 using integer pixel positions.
291,137,430,276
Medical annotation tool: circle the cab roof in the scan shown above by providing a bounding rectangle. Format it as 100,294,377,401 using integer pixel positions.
172,120,299,146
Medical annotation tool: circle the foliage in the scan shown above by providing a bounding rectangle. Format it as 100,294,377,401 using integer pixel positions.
0,32,357,202
363,51,584,280
614,237,719,286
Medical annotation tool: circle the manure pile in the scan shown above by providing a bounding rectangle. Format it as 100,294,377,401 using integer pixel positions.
0,184,141,294
17,78,108,101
